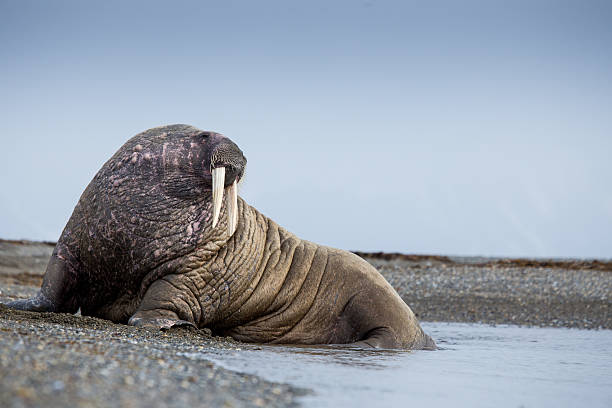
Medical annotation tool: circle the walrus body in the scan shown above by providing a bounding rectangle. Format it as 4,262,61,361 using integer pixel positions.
6,125,435,350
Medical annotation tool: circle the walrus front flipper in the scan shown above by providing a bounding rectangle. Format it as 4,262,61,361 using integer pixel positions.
4,246,80,314
128,313,196,330
128,277,198,330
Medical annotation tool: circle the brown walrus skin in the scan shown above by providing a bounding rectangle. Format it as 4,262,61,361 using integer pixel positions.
5,124,435,350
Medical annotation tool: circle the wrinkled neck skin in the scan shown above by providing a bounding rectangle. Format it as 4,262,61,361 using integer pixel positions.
131,193,314,335
159,197,272,328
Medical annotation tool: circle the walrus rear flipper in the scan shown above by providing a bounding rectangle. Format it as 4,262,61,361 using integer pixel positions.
5,251,79,314
351,327,437,350
5,293,56,312
351,327,403,349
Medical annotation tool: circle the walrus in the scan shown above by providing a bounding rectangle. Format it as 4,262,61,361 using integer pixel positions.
5,124,435,350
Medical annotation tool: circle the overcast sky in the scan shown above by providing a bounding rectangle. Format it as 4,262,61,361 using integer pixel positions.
1,0,611,258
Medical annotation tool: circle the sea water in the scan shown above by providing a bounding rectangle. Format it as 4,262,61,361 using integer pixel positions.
182,322,612,407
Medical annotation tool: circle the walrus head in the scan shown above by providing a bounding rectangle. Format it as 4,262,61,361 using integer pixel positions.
105,125,247,242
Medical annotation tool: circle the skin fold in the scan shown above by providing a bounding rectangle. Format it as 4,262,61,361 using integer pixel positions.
5,124,435,350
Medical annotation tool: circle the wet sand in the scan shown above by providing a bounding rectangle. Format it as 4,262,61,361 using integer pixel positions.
1,239,610,407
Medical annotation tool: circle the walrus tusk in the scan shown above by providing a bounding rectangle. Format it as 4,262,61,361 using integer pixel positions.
211,166,225,228
227,178,238,236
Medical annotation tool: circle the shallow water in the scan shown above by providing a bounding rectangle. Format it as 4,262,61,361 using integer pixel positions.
182,323,612,407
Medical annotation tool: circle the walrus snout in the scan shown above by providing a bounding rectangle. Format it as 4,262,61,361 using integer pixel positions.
207,136,246,236
210,140,246,182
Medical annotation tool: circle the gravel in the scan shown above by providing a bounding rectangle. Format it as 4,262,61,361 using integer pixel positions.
1,239,610,407
0,305,306,408
363,254,611,329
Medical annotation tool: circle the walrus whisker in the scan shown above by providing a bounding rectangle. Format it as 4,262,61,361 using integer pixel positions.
211,166,225,228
